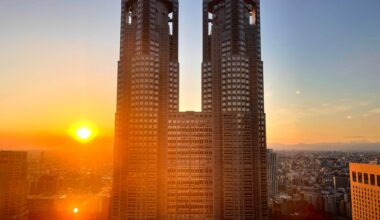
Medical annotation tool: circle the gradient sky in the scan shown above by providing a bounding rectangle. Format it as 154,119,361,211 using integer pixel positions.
1,0,379,151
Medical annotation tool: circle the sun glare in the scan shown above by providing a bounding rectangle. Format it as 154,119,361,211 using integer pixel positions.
76,127,91,140
73,207,79,214
69,121,98,143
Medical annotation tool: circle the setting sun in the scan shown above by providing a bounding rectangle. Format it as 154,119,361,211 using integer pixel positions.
69,121,98,143
76,127,91,140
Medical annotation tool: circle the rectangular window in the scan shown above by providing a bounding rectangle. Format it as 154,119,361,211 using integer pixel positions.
358,172,362,183
370,174,375,185
352,172,357,182
364,173,369,184
377,175,380,187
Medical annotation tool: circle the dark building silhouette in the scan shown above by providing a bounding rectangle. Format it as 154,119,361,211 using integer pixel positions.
332,175,349,191
267,149,278,198
112,0,267,219
0,151,28,220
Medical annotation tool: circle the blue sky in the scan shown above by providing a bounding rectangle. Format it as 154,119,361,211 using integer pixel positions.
0,0,379,148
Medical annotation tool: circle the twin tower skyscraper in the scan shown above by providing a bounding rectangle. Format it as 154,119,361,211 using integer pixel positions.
112,0,268,219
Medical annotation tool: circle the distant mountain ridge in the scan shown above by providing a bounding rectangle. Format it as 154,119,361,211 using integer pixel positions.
269,142,380,152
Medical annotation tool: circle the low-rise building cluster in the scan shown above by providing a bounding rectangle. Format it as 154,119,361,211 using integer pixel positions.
268,151,380,220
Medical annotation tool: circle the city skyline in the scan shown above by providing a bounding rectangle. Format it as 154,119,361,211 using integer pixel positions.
1,0,380,152
1,1,380,219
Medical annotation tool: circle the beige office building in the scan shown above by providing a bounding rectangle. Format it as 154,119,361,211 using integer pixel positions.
350,163,380,220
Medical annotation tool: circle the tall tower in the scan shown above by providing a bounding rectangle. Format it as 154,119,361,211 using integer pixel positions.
267,149,278,199
202,0,268,219
113,0,268,219
112,0,179,219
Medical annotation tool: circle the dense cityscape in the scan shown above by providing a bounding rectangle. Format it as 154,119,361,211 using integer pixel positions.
268,150,380,219
1,150,380,219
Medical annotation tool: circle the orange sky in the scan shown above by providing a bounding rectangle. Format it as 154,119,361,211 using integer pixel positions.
1,0,379,151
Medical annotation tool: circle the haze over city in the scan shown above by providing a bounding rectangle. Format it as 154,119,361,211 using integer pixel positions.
1,0,380,152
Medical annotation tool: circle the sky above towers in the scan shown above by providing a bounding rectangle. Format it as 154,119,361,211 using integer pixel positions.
0,0,379,150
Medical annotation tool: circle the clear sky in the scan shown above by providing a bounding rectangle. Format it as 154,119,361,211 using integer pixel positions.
0,0,379,151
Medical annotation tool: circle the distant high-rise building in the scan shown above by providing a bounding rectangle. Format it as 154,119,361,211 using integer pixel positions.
350,163,380,220
112,0,267,219
343,193,352,219
333,175,349,191
0,151,28,220
323,194,338,216
267,149,278,198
